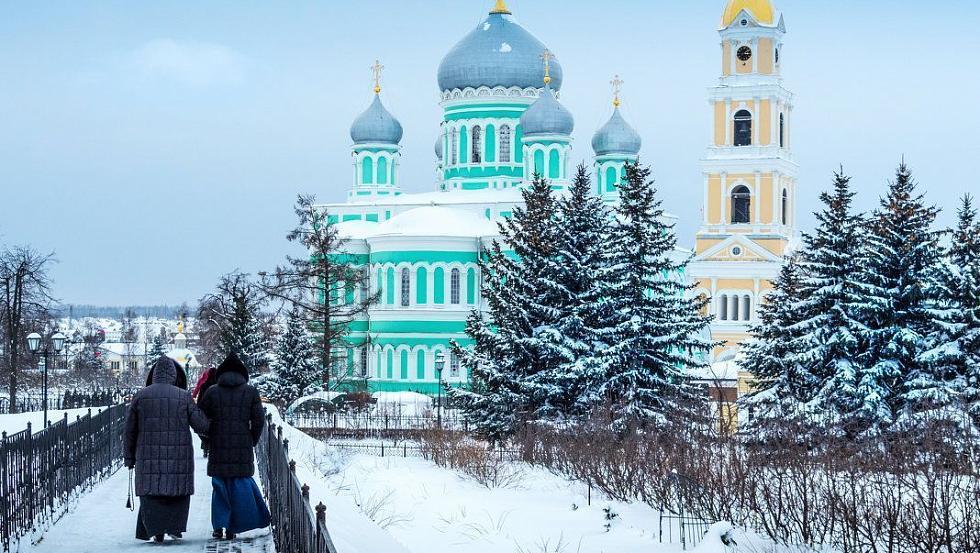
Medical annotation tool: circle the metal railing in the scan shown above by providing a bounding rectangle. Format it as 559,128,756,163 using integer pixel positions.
256,414,338,553
286,410,468,438
0,390,135,414
0,404,127,552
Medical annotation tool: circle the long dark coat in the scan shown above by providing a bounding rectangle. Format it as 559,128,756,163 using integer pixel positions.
200,354,266,478
124,357,209,496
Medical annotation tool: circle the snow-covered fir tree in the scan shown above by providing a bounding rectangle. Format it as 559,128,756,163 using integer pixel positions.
147,334,167,365
451,174,561,439
852,162,946,434
922,195,980,424
740,256,809,427
222,300,269,376
260,307,322,404
789,170,868,430
599,162,713,428
528,165,616,418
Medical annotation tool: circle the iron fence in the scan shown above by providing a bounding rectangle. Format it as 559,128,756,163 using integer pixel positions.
256,415,338,553
286,410,468,438
0,404,127,552
0,390,135,414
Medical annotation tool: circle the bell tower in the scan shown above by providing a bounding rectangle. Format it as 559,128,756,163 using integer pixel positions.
689,0,797,361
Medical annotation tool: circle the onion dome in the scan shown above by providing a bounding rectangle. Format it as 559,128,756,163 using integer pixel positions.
592,108,641,156
437,1,563,92
435,134,444,160
722,0,775,27
520,84,573,138
350,95,403,145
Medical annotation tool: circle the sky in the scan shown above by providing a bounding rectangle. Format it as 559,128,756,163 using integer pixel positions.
1,0,978,306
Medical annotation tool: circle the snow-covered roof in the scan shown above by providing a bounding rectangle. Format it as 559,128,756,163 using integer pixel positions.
335,219,382,240
333,188,525,208
375,206,500,238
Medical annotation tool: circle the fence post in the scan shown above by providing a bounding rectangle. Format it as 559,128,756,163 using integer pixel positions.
315,502,326,546
302,484,310,503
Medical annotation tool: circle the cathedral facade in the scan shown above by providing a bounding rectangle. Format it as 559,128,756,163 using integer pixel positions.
319,0,794,394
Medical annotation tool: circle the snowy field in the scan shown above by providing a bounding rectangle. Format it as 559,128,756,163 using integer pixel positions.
0,407,108,436
270,408,787,553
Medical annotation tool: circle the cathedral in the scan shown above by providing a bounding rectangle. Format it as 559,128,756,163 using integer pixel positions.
319,0,795,395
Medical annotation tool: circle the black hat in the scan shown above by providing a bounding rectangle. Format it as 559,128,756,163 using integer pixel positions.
217,353,248,379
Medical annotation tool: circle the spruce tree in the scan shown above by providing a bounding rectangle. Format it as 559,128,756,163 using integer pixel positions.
922,195,980,425
451,174,560,439
528,165,616,418
852,162,945,434
262,308,322,404
790,170,868,431
600,162,713,428
223,296,270,375
741,256,809,430
147,334,168,366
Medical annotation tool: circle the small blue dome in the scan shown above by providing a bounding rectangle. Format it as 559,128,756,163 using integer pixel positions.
435,133,444,160
437,12,563,92
592,108,641,156
520,84,574,138
350,95,403,145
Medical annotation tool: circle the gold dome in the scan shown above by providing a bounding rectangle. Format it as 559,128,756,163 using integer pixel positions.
721,0,775,27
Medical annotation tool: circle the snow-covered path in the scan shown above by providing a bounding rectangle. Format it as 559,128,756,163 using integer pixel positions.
32,438,272,553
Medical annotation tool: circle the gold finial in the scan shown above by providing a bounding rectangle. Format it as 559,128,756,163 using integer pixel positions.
540,50,553,85
490,0,512,15
611,75,624,108
371,60,384,94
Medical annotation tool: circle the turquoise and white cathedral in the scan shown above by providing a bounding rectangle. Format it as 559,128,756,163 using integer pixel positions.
318,0,793,396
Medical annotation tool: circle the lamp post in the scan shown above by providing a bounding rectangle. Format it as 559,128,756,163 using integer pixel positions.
434,351,445,429
27,331,66,426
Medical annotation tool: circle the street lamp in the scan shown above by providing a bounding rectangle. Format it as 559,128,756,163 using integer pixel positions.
27,331,66,426
434,351,446,429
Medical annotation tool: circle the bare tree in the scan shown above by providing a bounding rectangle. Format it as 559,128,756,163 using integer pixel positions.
259,194,377,390
0,245,56,412
197,272,271,373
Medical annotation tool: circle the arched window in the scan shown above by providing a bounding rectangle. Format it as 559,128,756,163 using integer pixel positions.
416,267,428,305
376,156,388,185
548,149,560,179
400,350,409,380
605,166,618,193
779,113,785,148
731,185,751,224
514,125,524,163
719,294,728,321
385,267,396,304
450,128,458,165
416,350,426,380
359,267,370,302
533,149,545,176
450,353,460,378
433,267,445,304
781,189,789,225
400,268,410,307
359,347,369,377
386,349,394,379
485,124,496,163
466,268,477,304
459,126,468,164
742,295,752,322
450,268,460,305
361,157,374,184
471,126,482,163
499,125,512,162
734,110,752,147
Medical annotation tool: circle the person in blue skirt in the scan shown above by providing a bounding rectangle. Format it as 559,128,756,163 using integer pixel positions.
199,353,270,540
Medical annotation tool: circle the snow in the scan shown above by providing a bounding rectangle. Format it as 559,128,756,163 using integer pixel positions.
371,392,433,417
0,407,109,436
499,42,512,53
29,435,271,553
374,206,500,238
286,391,344,414
333,187,524,208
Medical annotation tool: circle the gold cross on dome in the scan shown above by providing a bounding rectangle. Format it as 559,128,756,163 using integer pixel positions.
371,60,384,94
611,75,624,107
540,50,553,85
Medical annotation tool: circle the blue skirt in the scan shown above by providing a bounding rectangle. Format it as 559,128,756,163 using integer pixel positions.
211,477,271,534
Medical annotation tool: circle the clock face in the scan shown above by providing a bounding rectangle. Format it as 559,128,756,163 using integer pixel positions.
737,46,752,62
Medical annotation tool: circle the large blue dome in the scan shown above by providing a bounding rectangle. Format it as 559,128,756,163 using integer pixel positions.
592,108,641,156
520,84,573,137
350,95,403,145
437,12,563,93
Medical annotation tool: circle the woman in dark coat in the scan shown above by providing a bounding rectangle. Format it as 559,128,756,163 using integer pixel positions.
199,353,269,540
124,356,209,542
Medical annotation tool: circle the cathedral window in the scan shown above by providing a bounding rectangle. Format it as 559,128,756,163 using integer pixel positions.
416,267,428,305
359,267,370,301
377,156,388,185
734,110,752,147
450,268,460,305
782,189,789,225
466,268,477,304
548,149,560,179
472,126,482,163
450,353,460,378
362,157,374,184
731,185,751,224
359,347,369,377
499,125,512,162
451,128,458,165
400,268,410,307
779,113,785,148
605,166,618,193
533,150,545,176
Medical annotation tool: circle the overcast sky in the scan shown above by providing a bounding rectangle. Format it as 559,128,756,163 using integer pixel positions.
2,0,978,306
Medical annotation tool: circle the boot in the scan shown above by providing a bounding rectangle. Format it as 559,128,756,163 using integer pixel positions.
168,532,182,540
212,529,224,539
225,532,236,541
153,535,164,543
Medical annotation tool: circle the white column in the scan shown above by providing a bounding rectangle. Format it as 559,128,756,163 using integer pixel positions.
724,100,732,145
721,173,729,225
702,174,710,224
